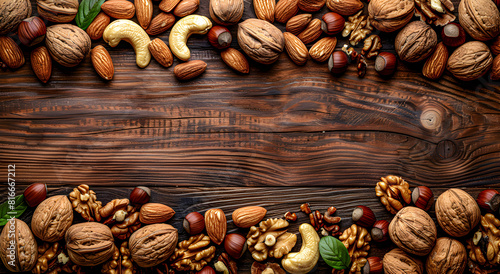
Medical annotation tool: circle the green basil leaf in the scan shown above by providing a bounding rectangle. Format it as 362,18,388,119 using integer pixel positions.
319,236,351,270
76,0,106,30
0,195,28,226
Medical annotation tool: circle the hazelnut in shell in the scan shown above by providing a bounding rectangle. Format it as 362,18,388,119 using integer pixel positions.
23,183,47,207
412,186,434,211
425,237,467,274
351,205,376,227
197,266,216,274
476,189,500,214
328,51,349,74
375,52,397,76
371,220,389,242
18,16,46,46
224,233,247,259
183,211,205,235
362,256,383,274
321,12,345,35
130,186,151,204
441,23,466,47
208,25,232,50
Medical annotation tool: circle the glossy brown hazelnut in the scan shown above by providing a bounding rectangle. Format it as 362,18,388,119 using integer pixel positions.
23,183,47,207
224,233,247,259
197,265,216,274
362,256,383,274
441,23,466,47
412,186,434,211
375,52,397,76
183,211,205,235
371,220,390,242
129,186,151,204
18,17,46,47
208,25,232,50
321,12,345,35
328,51,349,74
352,205,376,227
476,189,500,214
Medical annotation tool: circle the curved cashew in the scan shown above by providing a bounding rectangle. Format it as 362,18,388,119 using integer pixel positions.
282,223,320,274
103,19,151,68
169,15,212,61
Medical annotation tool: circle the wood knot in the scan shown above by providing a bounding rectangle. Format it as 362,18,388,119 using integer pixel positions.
420,109,442,130
436,140,457,159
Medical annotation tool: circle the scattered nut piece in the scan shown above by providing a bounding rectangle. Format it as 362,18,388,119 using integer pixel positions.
69,184,103,222
375,175,412,214
357,55,367,78
284,212,297,222
170,234,216,271
467,214,500,269
102,242,136,274
414,0,455,26
110,206,141,239
247,218,297,261
342,11,373,46
214,253,238,274
361,35,381,59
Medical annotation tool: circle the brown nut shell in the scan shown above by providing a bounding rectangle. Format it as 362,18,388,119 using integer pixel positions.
129,223,178,268
435,188,481,237
447,41,493,81
139,203,176,224
368,0,414,33
395,21,437,63
37,0,78,23
0,219,37,272
65,222,115,266
326,0,363,16
209,0,244,25
32,195,73,242
0,0,32,35
459,0,500,41
237,19,285,64
45,24,91,67
383,248,424,274
425,237,467,274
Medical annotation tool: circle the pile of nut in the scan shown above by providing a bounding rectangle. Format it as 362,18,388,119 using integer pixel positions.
0,0,499,82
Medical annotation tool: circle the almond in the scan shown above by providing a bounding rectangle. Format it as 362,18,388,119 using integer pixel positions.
309,36,337,62
326,0,364,16
297,18,322,44
422,42,448,80
0,36,25,69
232,206,267,228
149,38,173,67
91,45,114,80
31,46,52,83
86,12,110,40
173,0,199,17
253,0,275,23
205,208,227,245
275,0,299,23
298,0,326,12
101,0,136,19
174,60,207,80
139,203,176,224
159,0,182,12
286,14,312,35
147,13,175,36
283,32,309,65
491,55,500,80
135,0,153,29
221,48,250,74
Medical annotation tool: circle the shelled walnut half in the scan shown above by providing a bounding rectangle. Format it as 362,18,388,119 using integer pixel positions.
375,175,411,214
342,11,373,46
333,224,371,274
246,218,297,261
414,0,455,26
467,214,500,270
102,242,136,274
100,199,141,240
170,234,216,271
69,184,102,221
33,242,77,274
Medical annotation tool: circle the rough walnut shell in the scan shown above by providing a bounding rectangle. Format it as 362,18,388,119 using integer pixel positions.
426,237,467,274
32,195,73,242
389,206,437,256
37,0,79,23
395,21,437,63
383,248,424,274
436,188,481,237
45,24,91,67
65,222,115,266
458,0,500,41
209,0,244,25
129,224,178,268
238,19,285,64
447,41,493,81
0,219,37,272
368,0,414,32
0,0,32,35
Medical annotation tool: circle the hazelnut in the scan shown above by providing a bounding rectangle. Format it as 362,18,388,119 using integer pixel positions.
351,205,376,227
129,186,151,204
371,220,389,242
208,25,232,50
197,266,216,274
321,12,345,35
441,23,466,47
375,52,397,76
264,234,276,246
412,186,434,211
23,183,47,207
328,51,349,74
183,211,205,235
476,189,500,214
362,256,383,274
18,16,46,47
224,233,247,259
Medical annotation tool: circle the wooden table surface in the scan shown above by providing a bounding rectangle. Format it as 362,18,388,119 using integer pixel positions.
1,0,500,273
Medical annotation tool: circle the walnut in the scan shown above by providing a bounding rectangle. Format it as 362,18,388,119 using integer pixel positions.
414,0,455,26
37,0,79,23
110,209,141,240
337,224,371,274
383,248,424,274
170,234,216,271
368,0,414,32
467,214,500,269
65,222,115,266
69,184,102,222
251,261,286,274
246,218,297,261
0,219,37,272
447,41,493,81
45,24,91,67
130,224,178,268
102,242,136,274
375,175,411,214
32,195,74,242
0,0,32,35
342,11,373,46
361,35,382,58
238,19,285,64
395,21,437,63
436,188,481,237
459,0,500,41
426,237,467,274
33,242,77,274
100,199,141,238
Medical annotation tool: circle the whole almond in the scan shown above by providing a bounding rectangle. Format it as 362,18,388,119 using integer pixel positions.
298,0,326,12
146,13,176,35
86,12,110,40
297,18,322,44
286,14,312,35
0,36,25,69
135,0,153,29
309,36,337,62
174,60,207,80
149,38,173,67
91,45,114,80
254,0,275,23
326,0,364,16
232,206,267,228
31,46,52,83
491,55,500,80
101,0,136,19
159,0,182,12
173,0,200,17
275,0,299,23
284,32,309,65
205,208,227,245
422,42,448,80
221,48,250,74
139,203,176,224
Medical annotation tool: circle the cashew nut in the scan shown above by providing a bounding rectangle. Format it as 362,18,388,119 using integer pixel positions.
169,15,212,61
103,19,151,68
281,223,320,274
